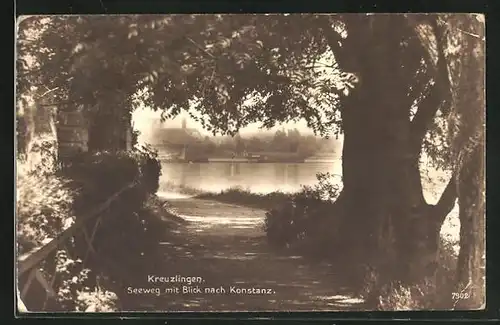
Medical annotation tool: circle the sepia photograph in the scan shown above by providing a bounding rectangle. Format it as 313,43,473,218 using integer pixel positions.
15,13,485,313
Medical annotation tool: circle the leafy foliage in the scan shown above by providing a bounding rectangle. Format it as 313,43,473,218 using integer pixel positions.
17,144,163,311
135,144,162,193
264,172,341,250
444,14,485,168
16,164,118,311
63,147,166,263
17,15,357,139
17,167,76,254
16,14,477,167
64,145,161,213
361,238,457,310
413,14,485,171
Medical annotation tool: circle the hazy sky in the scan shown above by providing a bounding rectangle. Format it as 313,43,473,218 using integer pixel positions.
131,45,337,142
132,106,314,144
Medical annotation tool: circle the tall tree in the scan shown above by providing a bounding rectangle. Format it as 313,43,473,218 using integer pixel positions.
444,14,485,309
287,128,301,152
320,15,451,286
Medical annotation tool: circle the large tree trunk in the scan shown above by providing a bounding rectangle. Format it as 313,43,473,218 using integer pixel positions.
321,15,457,295
323,14,486,310
338,78,441,285
455,145,485,309
453,15,485,309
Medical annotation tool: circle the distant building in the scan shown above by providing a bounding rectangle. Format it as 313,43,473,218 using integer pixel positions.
151,118,203,160
152,118,202,145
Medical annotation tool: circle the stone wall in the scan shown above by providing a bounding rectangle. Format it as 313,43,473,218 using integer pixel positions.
57,110,89,160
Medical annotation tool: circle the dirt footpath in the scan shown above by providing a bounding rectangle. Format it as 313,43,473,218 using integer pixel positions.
121,194,365,312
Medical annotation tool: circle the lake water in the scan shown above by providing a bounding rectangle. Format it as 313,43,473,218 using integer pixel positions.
158,160,460,248
159,161,343,194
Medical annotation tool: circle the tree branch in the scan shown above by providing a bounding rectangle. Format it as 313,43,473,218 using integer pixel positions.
318,16,349,69
456,28,485,41
409,18,452,153
430,175,457,225
184,36,215,59
409,81,441,151
38,87,59,99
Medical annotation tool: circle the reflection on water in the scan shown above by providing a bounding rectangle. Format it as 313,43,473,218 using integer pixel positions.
160,161,342,194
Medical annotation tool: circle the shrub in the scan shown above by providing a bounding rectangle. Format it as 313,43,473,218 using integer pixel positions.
76,286,119,312
64,146,161,214
16,166,77,255
17,145,163,312
16,163,117,312
64,151,140,210
263,172,341,251
361,238,458,310
135,144,162,194
196,186,290,210
18,134,58,176
59,147,162,250
92,195,171,264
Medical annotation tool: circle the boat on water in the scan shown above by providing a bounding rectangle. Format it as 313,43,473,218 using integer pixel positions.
303,153,340,163
159,155,337,163
158,151,338,163
208,157,251,163
207,155,306,163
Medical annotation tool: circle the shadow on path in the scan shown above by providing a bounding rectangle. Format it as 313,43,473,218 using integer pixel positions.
118,195,365,312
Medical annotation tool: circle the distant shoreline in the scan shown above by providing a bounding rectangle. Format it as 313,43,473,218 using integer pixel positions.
159,159,339,164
